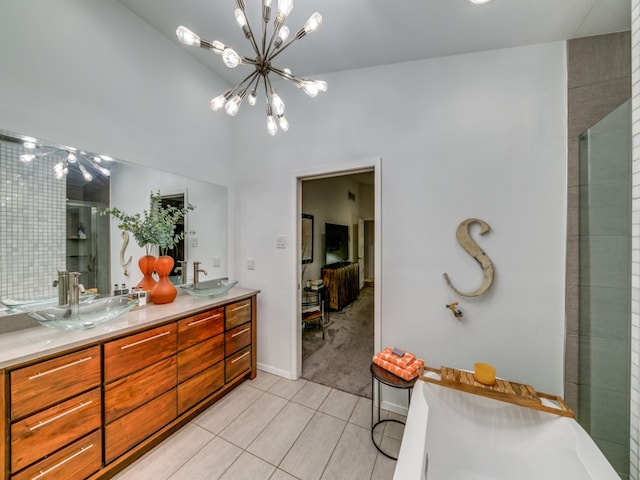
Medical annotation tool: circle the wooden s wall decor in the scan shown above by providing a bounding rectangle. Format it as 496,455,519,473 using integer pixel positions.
443,218,494,297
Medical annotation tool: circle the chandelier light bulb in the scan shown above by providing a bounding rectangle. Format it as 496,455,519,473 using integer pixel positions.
248,90,258,106
271,93,285,115
23,142,36,149
222,48,242,68
263,0,272,6
304,12,322,33
266,115,278,136
277,0,293,18
234,8,248,28
275,26,289,47
78,163,93,182
278,115,289,132
176,26,201,46
19,153,36,162
211,40,226,55
67,153,77,163
315,80,328,93
300,80,318,97
211,95,227,111
225,95,243,116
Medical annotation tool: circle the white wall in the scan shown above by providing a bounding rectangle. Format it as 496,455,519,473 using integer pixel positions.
233,42,568,394
0,0,232,186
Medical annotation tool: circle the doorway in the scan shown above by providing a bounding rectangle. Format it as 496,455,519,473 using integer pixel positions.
296,165,380,397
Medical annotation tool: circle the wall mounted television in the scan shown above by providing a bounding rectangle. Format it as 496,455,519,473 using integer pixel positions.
325,223,349,266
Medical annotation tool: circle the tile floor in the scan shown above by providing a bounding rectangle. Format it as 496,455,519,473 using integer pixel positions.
114,370,405,480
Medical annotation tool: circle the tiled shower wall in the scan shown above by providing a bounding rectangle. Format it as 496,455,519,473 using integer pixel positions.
0,142,66,301
631,0,640,477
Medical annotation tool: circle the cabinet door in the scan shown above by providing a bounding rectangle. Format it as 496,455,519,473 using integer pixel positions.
178,308,224,351
225,346,251,383
11,430,102,480
225,299,251,330
11,388,101,472
11,346,100,420
177,362,224,415
104,324,177,382
177,334,224,383
104,389,177,464
225,323,251,357
104,356,177,424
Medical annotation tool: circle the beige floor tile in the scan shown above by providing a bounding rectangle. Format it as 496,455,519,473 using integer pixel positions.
169,436,242,480
280,411,346,480
321,423,378,480
248,400,315,465
268,376,308,400
219,452,276,480
319,388,359,421
292,380,332,409
193,383,264,434
250,369,281,391
220,391,288,448
113,423,214,479
379,434,402,460
269,469,299,480
371,454,397,480
349,396,373,429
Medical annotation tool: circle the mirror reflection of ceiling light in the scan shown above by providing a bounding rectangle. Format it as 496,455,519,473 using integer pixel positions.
469,0,493,4
18,141,111,183
176,0,327,136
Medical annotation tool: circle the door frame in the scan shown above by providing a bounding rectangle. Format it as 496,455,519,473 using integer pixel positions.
292,157,382,379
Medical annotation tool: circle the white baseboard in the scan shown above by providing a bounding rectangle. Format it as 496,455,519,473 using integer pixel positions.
257,362,294,380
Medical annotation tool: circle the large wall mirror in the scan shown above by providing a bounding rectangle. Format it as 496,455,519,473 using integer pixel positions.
0,129,227,318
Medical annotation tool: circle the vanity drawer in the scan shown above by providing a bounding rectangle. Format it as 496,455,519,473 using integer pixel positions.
225,346,251,383
225,323,251,356
10,346,100,420
225,298,252,330
178,361,224,415
11,388,101,472
105,388,177,464
104,323,177,382
178,308,224,350
12,430,102,480
177,334,224,383
105,355,177,424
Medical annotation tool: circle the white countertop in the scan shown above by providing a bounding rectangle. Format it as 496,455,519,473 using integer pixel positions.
0,287,259,370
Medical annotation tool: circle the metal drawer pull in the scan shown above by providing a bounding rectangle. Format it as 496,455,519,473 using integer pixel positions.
121,331,171,350
231,303,249,312
188,313,222,327
231,351,250,363
231,327,250,338
29,401,93,431
29,356,93,381
31,444,94,479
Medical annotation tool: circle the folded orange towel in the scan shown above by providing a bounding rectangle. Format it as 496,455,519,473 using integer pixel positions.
373,355,424,381
376,347,416,369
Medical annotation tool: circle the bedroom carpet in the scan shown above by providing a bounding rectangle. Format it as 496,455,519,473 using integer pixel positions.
301,285,374,398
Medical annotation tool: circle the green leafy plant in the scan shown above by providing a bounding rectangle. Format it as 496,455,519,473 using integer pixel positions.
103,191,195,256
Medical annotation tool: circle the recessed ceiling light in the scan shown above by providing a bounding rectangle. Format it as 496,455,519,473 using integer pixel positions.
469,0,493,4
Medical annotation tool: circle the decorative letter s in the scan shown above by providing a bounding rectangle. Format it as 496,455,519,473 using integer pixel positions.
443,218,494,297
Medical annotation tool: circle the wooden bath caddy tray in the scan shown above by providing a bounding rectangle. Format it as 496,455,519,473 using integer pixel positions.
420,365,574,418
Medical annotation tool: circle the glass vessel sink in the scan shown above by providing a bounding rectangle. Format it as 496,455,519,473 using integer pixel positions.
1,291,98,313
28,296,138,330
181,279,238,298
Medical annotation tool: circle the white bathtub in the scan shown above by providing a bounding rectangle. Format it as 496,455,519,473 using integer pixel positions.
394,373,620,480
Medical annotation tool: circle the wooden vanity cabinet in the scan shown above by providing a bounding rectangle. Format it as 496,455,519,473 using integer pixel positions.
0,293,257,480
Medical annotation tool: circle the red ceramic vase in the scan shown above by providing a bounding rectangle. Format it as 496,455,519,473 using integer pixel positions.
149,255,177,304
136,255,157,292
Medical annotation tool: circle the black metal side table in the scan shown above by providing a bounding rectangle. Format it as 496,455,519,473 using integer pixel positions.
370,362,417,460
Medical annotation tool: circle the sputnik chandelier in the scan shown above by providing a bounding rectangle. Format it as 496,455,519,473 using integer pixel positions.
176,0,327,136
19,140,111,182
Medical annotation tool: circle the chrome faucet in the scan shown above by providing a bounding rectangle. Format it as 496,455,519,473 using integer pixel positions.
68,272,85,316
53,271,69,306
175,260,187,285
193,261,208,287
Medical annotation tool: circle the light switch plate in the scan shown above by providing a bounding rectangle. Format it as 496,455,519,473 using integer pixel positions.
276,235,287,249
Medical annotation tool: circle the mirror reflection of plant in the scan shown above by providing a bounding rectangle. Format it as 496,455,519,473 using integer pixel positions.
103,191,195,256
